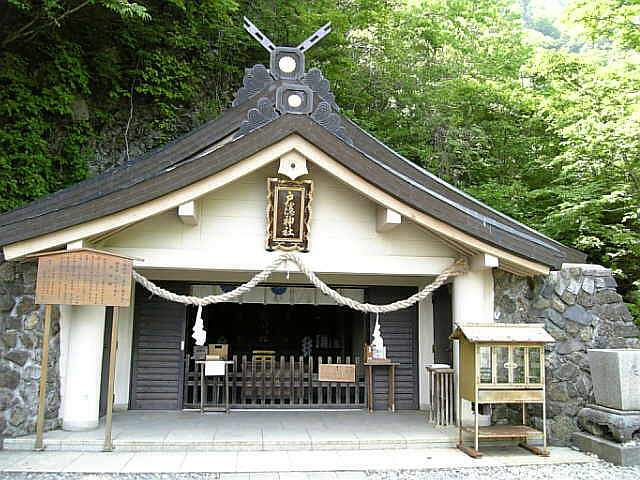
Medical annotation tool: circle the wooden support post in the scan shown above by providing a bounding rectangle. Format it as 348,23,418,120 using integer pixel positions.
34,304,53,451
103,306,119,452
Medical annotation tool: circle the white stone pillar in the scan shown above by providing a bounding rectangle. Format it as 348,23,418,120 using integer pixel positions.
114,285,135,410
452,268,495,426
61,305,106,431
418,292,434,410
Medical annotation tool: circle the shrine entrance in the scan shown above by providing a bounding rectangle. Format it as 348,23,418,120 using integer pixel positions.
128,282,420,411
182,299,369,409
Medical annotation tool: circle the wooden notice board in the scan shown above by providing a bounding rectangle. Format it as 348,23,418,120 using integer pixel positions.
32,249,135,307
318,364,356,383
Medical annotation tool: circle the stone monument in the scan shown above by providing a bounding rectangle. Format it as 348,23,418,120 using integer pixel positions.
573,349,640,465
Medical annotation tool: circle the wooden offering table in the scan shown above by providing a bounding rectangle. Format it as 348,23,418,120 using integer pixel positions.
365,361,400,412
196,360,234,414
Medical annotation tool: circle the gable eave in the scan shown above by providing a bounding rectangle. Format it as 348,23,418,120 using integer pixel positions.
0,114,577,270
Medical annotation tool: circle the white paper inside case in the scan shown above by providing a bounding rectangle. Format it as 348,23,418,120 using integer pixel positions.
205,360,225,376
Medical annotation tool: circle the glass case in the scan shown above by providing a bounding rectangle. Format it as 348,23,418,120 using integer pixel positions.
477,345,544,388
450,323,555,459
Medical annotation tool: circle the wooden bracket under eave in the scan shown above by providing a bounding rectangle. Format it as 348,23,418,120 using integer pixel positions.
178,201,198,225
376,206,401,233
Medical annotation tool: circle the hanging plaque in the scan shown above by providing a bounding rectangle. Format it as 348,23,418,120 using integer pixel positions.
32,249,136,307
319,364,356,383
266,178,313,251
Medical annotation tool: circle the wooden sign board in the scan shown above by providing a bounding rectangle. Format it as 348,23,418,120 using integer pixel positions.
318,364,356,383
266,178,313,251
33,249,135,307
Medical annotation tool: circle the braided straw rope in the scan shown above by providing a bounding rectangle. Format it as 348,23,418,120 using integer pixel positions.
132,253,469,313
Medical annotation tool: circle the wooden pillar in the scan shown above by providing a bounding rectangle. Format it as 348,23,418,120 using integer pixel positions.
103,306,119,451
34,304,53,450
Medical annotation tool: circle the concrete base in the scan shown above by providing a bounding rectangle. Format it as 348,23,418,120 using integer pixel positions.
62,419,99,432
573,431,640,466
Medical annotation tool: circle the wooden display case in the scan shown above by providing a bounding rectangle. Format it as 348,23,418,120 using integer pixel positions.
450,323,556,458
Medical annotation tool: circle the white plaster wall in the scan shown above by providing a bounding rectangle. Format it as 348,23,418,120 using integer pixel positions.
99,162,456,276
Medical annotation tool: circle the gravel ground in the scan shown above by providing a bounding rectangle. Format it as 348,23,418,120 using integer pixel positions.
369,462,640,479
0,462,639,480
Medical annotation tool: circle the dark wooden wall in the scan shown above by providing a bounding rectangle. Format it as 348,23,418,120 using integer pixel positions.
129,282,188,409
367,286,419,410
432,285,453,366
99,307,113,417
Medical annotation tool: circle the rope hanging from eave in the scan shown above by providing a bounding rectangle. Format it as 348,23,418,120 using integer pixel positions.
132,252,469,313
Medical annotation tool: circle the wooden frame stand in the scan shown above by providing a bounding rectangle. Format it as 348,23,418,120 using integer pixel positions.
31,249,137,452
450,323,555,458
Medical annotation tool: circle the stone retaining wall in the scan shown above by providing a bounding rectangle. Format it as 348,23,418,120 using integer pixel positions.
0,255,61,438
493,265,640,445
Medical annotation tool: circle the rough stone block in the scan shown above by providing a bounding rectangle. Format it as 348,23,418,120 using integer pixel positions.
564,305,592,326
577,291,595,307
548,382,571,402
616,324,640,338
588,349,640,410
573,431,640,466
551,297,566,313
595,290,623,304
0,291,14,312
582,277,595,294
578,404,640,442
560,290,577,305
4,349,29,367
0,366,20,390
567,279,581,295
555,276,568,297
0,262,16,282
541,282,554,299
557,338,583,355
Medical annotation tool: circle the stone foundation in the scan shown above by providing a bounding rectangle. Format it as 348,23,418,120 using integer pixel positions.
493,265,640,445
0,255,61,438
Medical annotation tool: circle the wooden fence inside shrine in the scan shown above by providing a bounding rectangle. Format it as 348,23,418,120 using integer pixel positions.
183,355,366,408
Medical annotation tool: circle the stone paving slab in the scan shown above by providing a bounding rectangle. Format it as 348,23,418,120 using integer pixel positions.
0,446,597,474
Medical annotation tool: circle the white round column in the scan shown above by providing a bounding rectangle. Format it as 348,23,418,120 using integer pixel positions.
61,305,106,431
453,267,495,426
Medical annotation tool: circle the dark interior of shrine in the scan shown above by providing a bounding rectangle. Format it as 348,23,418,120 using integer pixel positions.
184,301,369,361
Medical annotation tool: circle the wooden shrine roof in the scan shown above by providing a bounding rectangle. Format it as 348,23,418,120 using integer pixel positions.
0,65,586,269
450,323,556,344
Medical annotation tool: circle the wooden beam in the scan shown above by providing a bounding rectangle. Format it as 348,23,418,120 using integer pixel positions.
470,253,499,271
34,304,53,451
178,201,198,225
103,306,119,452
376,206,401,233
66,240,84,250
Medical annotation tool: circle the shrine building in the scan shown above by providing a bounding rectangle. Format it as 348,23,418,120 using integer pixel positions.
0,20,585,432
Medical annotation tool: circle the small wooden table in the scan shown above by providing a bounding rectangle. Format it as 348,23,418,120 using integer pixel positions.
195,360,234,414
365,361,400,412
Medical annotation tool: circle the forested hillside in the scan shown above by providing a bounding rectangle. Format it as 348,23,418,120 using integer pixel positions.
1,0,638,321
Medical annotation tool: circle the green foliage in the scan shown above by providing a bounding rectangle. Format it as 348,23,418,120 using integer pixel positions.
0,0,638,323
568,0,640,51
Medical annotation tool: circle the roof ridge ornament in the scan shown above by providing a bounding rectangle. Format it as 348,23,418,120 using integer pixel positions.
232,18,351,144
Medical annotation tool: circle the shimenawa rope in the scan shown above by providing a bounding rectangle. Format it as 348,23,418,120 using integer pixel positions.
132,252,468,313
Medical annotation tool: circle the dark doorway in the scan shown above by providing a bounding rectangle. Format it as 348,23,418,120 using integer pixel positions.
129,282,187,409
182,298,368,408
432,285,453,366
366,286,419,410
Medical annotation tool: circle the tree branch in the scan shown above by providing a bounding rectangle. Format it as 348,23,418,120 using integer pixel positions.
1,0,92,49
